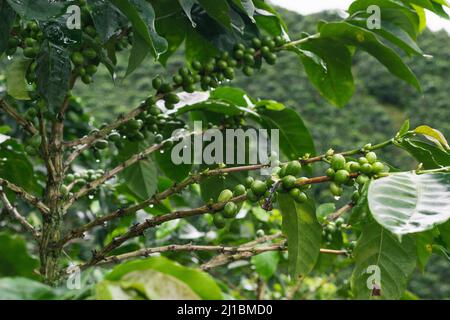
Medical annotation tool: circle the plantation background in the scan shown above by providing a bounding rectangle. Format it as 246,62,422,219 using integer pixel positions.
1,8,449,299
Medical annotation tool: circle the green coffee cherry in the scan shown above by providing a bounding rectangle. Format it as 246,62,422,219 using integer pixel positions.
331,154,346,171
94,140,109,150
246,189,259,203
66,174,75,183
286,160,302,176
60,185,69,196
251,180,267,196
108,132,121,142
218,189,233,202
371,162,385,174
223,202,238,219
326,168,335,178
358,157,369,165
213,213,226,229
365,152,377,164
330,182,343,197
82,48,97,59
282,175,297,190
23,47,38,58
360,163,372,175
71,52,84,65
334,170,350,184
233,184,246,196
348,161,361,172
245,176,255,188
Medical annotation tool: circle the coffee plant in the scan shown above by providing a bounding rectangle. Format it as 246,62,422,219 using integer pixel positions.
0,0,450,300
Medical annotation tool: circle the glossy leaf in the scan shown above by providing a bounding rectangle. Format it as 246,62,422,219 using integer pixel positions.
414,125,450,150
6,0,66,20
319,22,420,91
368,172,450,235
117,141,157,200
278,194,321,278
0,277,56,300
397,138,450,169
415,230,434,272
251,251,280,281
35,41,71,112
258,107,315,160
6,58,31,100
0,0,16,56
178,0,196,27
197,0,231,29
0,233,39,278
298,39,355,107
111,0,168,59
351,222,417,299
105,256,222,299
88,0,124,43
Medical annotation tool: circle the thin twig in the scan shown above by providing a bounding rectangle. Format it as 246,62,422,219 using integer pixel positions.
0,99,38,135
0,188,40,240
326,203,355,222
0,178,49,214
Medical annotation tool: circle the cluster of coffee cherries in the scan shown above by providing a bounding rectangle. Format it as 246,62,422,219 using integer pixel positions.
91,104,185,152
326,151,387,198
60,169,105,197
5,20,43,59
212,184,247,229
322,218,345,244
70,20,101,85
275,160,311,204
150,35,286,106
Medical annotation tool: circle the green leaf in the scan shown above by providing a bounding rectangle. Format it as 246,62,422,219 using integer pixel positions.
178,0,197,27
125,33,149,77
253,0,288,36
155,145,192,182
414,125,450,150
351,221,417,299
0,233,39,278
6,0,67,20
396,119,410,138
0,140,40,194
348,0,421,39
111,0,168,59
258,107,315,160
0,0,16,56
368,172,450,235
210,87,252,106
177,100,244,116
88,0,124,43
438,220,450,249
35,41,71,112
197,0,231,29
6,58,31,100
154,2,188,65
114,270,200,300
298,39,355,107
396,138,450,169
0,277,56,300
251,251,280,280
185,26,218,63
235,0,255,22
415,230,434,272
117,141,157,200
319,22,420,91
278,194,321,278
105,256,222,299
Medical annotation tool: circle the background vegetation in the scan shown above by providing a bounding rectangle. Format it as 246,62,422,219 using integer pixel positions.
65,9,450,299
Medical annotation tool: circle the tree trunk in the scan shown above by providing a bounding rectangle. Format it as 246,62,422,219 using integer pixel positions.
39,181,63,285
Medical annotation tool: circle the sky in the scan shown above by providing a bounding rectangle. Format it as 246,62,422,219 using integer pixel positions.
272,0,450,33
